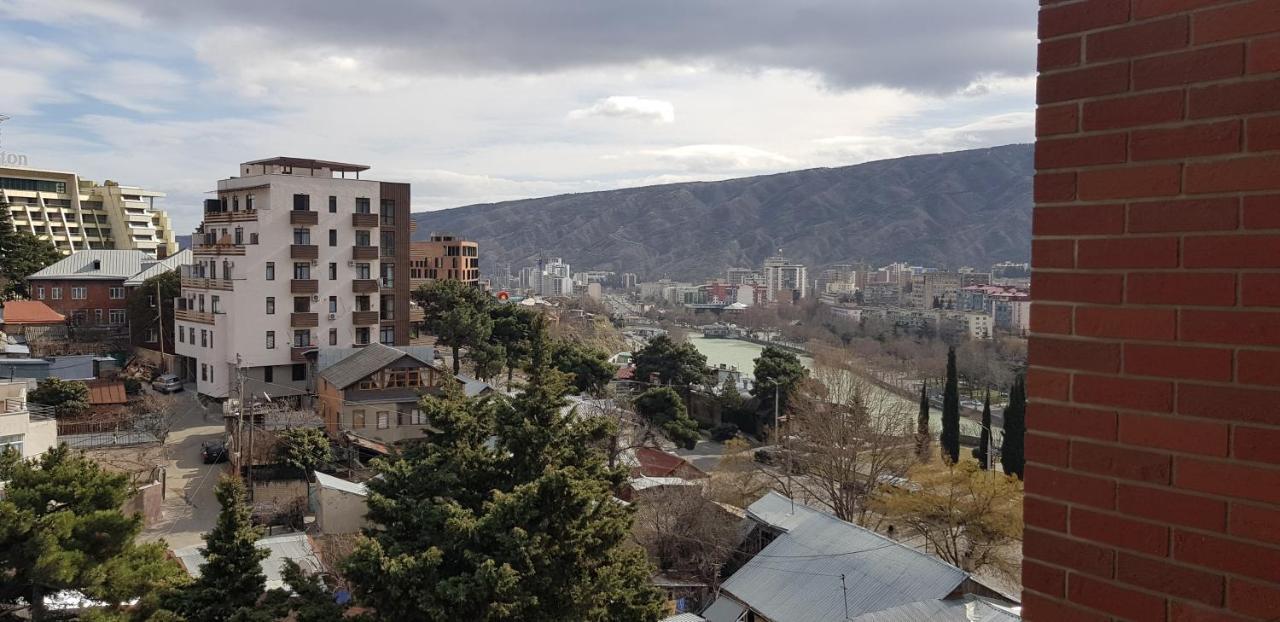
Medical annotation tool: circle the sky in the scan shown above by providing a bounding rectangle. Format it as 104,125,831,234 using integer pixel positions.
0,0,1037,235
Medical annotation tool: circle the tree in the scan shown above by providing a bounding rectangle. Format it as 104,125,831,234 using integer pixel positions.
467,340,507,382
974,390,992,470
552,339,617,396
488,304,538,386
750,346,807,428
0,207,61,299
0,446,187,621
631,334,707,387
915,382,931,462
260,560,355,622
343,317,664,621
176,476,268,622
127,271,180,354
631,486,738,587
940,346,960,465
1001,375,1026,480
29,377,91,418
874,459,1023,579
705,437,769,509
413,280,493,374
275,426,333,501
633,386,701,450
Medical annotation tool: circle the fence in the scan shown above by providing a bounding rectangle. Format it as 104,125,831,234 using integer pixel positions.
57,412,167,450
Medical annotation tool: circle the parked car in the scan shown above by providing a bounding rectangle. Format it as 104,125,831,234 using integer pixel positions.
201,440,228,464
152,374,184,393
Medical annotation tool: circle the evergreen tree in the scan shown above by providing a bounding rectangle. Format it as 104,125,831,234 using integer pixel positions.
750,346,808,427
467,340,507,382
488,304,538,386
344,317,664,621
634,386,702,450
1001,375,1026,480
29,377,91,418
127,271,181,353
177,476,268,622
413,280,493,374
940,346,960,464
974,389,992,470
260,559,356,622
552,339,618,396
275,427,333,500
631,334,708,387
915,382,931,462
0,206,61,299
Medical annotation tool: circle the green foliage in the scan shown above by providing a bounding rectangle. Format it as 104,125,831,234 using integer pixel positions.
274,427,333,474
940,347,960,464
127,271,181,352
467,340,507,382
1001,375,1026,480
343,317,664,621
29,377,91,418
750,346,807,426
260,559,356,622
551,339,617,396
123,377,143,395
488,304,539,384
175,476,268,622
632,334,707,387
0,207,61,299
0,445,186,621
915,382,931,462
974,390,992,470
413,280,493,374
634,387,701,450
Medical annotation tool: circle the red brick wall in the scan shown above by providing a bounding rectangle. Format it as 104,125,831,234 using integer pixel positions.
1028,1,1280,620
28,278,129,325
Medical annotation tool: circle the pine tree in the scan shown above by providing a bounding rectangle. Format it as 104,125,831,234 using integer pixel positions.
177,476,268,622
344,316,664,621
0,206,61,299
915,382,931,462
940,346,961,464
414,280,493,374
1001,375,1026,480
975,389,992,470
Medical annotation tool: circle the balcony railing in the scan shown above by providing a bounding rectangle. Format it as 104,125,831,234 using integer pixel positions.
351,311,379,325
290,279,318,294
290,346,313,362
290,244,318,259
352,213,379,228
193,244,246,256
204,210,258,224
181,277,234,291
352,245,378,260
176,309,216,325
290,312,319,328
289,210,319,225
352,279,378,293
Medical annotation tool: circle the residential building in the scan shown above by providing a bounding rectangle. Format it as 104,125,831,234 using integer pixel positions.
409,234,479,289
0,381,56,459
537,257,573,297
0,165,177,256
0,300,66,345
725,267,759,285
861,281,901,306
124,249,194,355
762,253,807,302
313,471,369,535
816,263,857,294
174,157,412,399
622,272,638,290
957,284,1029,335
907,271,961,309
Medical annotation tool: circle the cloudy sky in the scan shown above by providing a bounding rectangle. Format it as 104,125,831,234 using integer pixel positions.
0,0,1036,235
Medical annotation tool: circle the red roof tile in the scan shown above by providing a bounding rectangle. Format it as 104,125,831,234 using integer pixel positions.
1,301,65,325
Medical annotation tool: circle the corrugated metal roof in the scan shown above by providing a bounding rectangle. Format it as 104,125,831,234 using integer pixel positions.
317,345,436,373
28,250,150,280
701,597,745,622
661,614,706,622
318,343,435,389
847,595,1020,622
124,249,193,286
87,380,127,405
709,492,968,622
173,533,322,591
314,471,368,496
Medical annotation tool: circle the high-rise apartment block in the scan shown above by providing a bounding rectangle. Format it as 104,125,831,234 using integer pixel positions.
0,165,177,256
409,234,479,290
174,157,411,399
762,253,807,302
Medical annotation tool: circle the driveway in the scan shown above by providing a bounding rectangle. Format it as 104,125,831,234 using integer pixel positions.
139,386,226,550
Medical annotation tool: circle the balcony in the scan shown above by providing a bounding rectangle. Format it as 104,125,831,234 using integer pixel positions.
352,279,378,294
289,210,319,225
290,279,318,294
203,210,257,224
290,346,313,362
181,277,234,291
351,311,379,325
352,213,379,228
290,312,319,328
409,306,425,323
290,244,318,260
176,309,216,325
352,245,378,260
193,243,246,256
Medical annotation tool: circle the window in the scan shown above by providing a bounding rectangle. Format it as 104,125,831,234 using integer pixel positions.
355,197,371,214
266,262,275,280
265,366,274,382
387,369,421,388
380,263,394,288
294,330,311,347
355,230,371,246
247,194,255,210
201,364,207,381
381,295,394,320
71,287,86,300
381,326,395,345
292,364,306,382
293,194,310,211
234,227,243,245
178,327,184,343
355,263,371,279
94,309,103,324
355,327,370,345
399,409,426,426
328,196,337,213
232,196,240,211
189,327,195,344
266,331,275,349
376,411,389,429
294,297,310,313
266,297,275,314
36,287,43,299
200,329,207,347
329,296,337,313
293,263,310,280
380,198,396,225
210,366,214,383
328,229,337,246
355,296,371,311
211,295,220,314
109,309,125,325
250,232,259,245
328,262,337,280
282,165,293,174
293,228,310,245
329,328,337,346
109,287,124,299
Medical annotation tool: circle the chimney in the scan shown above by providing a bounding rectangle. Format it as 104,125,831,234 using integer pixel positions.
92,260,101,270
156,244,168,260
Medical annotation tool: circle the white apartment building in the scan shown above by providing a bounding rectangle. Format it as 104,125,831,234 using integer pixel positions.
175,158,411,400
0,166,177,256
763,254,808,302
0,381,56,460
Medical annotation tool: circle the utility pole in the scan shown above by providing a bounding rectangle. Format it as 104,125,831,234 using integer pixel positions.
155,279,166,374
841,574,850,621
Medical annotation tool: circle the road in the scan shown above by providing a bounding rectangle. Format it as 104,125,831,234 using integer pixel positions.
139,384,226,550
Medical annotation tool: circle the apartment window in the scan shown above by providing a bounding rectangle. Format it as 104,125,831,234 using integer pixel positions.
250,232,259,245
266,297,275,315
355,230,371,246
282,165,293,174
201,364,207,381
265,262,275,280
71,287,87,300
355,197,371,214
93,309,103,324
265,366,273,382
178,327,184,343
328,262,337,280
234,227,243,245
247,194,255,210
189,327,195,344
109,287,124,299
328,229,337,247
294,330,310,347
109,309,125,325
329,328,337,346
266,331,275,349
381,231,395,257
200,329,207,347
355,327,370,345
293,228,310,245
292,364,306,382
293,194,310,211
72,310,87,325
387,369,421,388
400,409,426,426
376,411,389,429
380,263,394,288
36,287,43,299
355,295,371,311
380,295,394,320
294,297,310,313
380,199,396,226
355,263,371,279
211,295,221,314
380,327,395,345
328,296,337,313
328,196,337,213
293,263,310,280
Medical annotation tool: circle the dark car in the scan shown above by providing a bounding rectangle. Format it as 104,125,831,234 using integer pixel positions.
201,440,228,464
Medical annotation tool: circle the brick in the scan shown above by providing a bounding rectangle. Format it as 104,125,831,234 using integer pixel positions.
1029,336,1120,373
1185,234,1280,267
1029,368,1072,401
1025,495,1069,532
1037,103,1079,137
1074,374,1174,412
1133,44,1245,90
1035,172,1077,203
1021,592,1110,622
1022,560,1066,598
1026,464,1116,509
1033,203,1124,235
1077,237,1179,268
1176,457,1280,505
1040,0,1130,39
1084,91,1185,131
1078,164,1182,200
1126,272,1236,306
1125,343,1234,381
1087,16,1189,62
1068,573,1168,622
1036,133,1128,169
1024,528,1116,578
1075,306,1176,340
1175,528,1280,582
1228,578,1280,619
1179,383,1280,425
1241,274,1280,306
1128,197,1240,233
1039,37,1082,71
1120,412,1230,456
1247,34,1280,74
1242,194,1280,228
1072,440,1171,484
1038,62,1131,105
1245,114,1280,151
1195,0,1280,44
1033,272,1124,304
1135,0,1241,20
1181,310,1280,346
1238,349,1280,385
1033,239,1075,269
1131,120,1242,161
1169,601,1254,621
1229,502,1280,545
1031,303,1073,334
1190,78,1280,119
1233,425,1280,464
1118,553,1225,607
1027,432,1070,467
1119,483,1227,531
1031,402,1119,440
1186,155,1280,193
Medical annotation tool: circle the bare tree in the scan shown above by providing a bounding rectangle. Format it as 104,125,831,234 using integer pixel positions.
705,437,769,509
631,485,740,585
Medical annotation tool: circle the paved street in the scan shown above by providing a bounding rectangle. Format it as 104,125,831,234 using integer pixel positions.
139,385,226,550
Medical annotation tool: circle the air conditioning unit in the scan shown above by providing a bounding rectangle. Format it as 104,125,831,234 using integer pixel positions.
327,313,337,320
311,295,320,302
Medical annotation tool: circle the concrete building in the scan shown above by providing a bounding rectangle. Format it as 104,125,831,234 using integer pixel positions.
174,157,412,399
0,166,176,256
0,381,56,459
409,234,479,289
762,253,807,302
725,267,760,285
313,471,369,535
907,271,961,309
622,272,638,290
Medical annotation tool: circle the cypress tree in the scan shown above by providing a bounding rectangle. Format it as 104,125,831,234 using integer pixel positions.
178,476,268,622
915,382,931,462
975,389,992,470
1001,375,1027,480
940,346,960,464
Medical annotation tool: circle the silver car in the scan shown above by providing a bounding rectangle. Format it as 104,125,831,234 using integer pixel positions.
151,374,184,393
